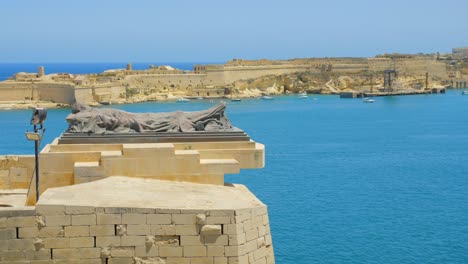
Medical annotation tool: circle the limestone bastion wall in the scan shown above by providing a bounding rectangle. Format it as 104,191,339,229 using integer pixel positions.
34,83,75,104
0,82,75,104
0,156,35,190
207,65,314,85
125,74,209,92
0,202,274,263
74,85,126,104
74,74,212,103
368,58,448,78
0,83,35,101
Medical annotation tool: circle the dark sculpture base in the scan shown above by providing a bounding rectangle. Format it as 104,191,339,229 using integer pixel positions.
57,130,250,144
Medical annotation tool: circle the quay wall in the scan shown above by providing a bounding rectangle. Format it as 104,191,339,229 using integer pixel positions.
0,156,34,190
450,78,468,88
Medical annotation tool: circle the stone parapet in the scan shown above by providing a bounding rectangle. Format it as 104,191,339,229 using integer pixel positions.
26,138,265,206
1,177,274,263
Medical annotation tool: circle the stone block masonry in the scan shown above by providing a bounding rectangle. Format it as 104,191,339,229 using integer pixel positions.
0,156,35,190
26,139,264,206
0,177,275,263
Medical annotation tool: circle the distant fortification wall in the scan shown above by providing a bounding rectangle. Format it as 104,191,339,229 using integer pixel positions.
206,65,315,85
0,83,35,101
34,83,75,104
368,58,448,78
125,74,207,92
74,87,95,104
0,56,453,105
0,82,75,104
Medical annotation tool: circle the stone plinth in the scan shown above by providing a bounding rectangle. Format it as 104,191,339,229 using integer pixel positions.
1,177,274,264
26,137,265,206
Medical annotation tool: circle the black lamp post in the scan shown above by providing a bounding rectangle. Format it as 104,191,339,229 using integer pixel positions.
25,108,47,203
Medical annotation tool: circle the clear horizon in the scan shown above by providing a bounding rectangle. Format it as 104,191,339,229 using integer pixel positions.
1,0,467,63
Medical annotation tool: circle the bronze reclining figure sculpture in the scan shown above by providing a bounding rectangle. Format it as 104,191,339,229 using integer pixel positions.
66,102,233,134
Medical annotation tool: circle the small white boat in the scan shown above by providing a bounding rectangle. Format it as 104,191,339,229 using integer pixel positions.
196,97,204,100
231,98,242,102
298,95,308,99
261,96,273,100
363,98,375,103
176,98,190,102
462,91,468,95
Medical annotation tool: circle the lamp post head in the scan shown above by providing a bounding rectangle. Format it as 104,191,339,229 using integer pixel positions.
25,132,41,141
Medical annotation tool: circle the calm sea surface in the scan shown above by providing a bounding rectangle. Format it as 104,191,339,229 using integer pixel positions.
1,64,468,263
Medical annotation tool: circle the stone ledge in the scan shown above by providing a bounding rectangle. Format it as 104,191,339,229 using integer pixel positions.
37,177,265,211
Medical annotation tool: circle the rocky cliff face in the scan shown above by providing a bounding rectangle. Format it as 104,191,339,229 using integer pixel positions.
228,70,447,96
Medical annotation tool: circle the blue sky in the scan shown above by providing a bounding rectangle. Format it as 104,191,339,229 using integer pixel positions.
0,0,467,62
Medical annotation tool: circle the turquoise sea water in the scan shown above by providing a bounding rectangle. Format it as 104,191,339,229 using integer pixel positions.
1,88,468,262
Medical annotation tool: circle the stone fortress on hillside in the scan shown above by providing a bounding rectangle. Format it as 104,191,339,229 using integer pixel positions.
0,104,273,263
0,47,467,108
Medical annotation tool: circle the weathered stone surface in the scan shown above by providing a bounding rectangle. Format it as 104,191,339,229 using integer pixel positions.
116,224,127,236
89,225,114,236
44,237,70,248
70,237,94,248
101,247,111,258
200,225,222,236
45,215,71,226
154,235,179,246
2,173,274,263
35,216,46,228
71,214,96,225
196,214,207,225
121,236,145,246
183,246,207,257
172,214,196,225
180,236,204,246
65,226,89,237
159,246,183,257
97,214,121,225
96,236,120,247
38,177,265,211
147,214,171,225
133,257,167,264
110,246,135,257
207,246,225,256
127,225,150,235
122,214,146,224
33,238,44,251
